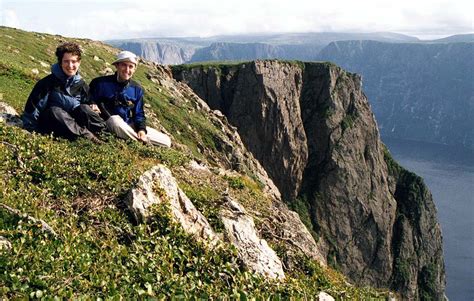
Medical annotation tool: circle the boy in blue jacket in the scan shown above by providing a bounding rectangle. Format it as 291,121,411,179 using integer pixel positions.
89,51,171,147
22,42,105,143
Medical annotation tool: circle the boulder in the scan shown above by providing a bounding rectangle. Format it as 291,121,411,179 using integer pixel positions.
0,102,22,127
317,291,335,301
0,236,12,251
125,164,218,245
220,195,285,279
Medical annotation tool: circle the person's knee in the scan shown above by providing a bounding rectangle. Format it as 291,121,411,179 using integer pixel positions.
78,104,96,115
106,115,123,127
49,106,68,120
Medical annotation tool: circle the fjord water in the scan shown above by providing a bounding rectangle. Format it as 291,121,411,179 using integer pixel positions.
383,138,474,301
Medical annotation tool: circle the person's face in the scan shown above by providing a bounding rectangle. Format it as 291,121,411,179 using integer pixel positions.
61,52,80,77
115,61,136,82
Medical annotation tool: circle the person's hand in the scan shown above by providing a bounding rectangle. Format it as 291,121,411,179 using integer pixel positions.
137,130,149,144
90,104,101,113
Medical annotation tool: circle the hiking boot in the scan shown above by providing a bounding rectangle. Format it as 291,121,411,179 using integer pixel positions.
89,135,104,145
83,132,104,145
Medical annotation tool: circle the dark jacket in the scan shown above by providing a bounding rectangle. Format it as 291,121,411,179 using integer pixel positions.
89,74,146,132
22,64,89,131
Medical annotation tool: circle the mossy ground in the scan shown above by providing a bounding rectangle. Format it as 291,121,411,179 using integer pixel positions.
1,26,390,299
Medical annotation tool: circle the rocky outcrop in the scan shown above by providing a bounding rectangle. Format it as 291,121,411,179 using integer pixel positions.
173,61,308,201
172,60,446,299
220,195,285,279
126,164,288,279
385,153,446,299
0,236,12,251
317,291,335,301
0,102,22,127
109,41,196,65
126,165,219,244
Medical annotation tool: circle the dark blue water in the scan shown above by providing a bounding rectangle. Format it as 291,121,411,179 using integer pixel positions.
383,138,474,301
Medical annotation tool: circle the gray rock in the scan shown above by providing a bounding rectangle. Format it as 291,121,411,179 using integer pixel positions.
0,236,12,251
126,165,218,245
172,61,307,201
39,61,49,68
0,102,23,127
317,291,335,301
99,67,114,75
220,196,285,279
128,164,291,279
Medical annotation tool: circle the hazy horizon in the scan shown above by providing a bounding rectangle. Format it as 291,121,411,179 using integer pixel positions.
1,0,472,41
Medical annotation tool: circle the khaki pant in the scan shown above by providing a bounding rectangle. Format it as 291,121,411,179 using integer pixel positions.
106,115,171,147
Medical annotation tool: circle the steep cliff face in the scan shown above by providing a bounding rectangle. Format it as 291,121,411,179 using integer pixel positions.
172,61,446,299
173,62,308,201
191,42,285,62
111,41,196,65
385,153,446,299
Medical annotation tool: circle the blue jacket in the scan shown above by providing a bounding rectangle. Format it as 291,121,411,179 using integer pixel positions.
22,64,89,131
89,74,146,132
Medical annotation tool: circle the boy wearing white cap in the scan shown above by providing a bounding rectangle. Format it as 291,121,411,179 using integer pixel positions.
89,51,171,147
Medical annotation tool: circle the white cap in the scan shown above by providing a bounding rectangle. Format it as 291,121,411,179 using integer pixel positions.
112,50,138,65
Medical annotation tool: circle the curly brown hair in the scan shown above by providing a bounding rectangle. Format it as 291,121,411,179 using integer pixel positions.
55,42,82,63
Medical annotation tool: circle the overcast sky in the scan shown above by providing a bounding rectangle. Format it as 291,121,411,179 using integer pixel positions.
1,0,472,40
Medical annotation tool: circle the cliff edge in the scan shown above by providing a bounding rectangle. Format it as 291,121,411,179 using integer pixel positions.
172,60,446,299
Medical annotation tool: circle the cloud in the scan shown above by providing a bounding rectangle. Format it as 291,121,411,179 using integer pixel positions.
1,0,472,40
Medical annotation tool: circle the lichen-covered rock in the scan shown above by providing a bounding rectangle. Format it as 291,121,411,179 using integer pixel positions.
220,195,285,279
0,236,12,251
317,291,335,301
126,164,218,245
185,160,326,268
127,164,293,280
264,200,326,266
0,102,22,127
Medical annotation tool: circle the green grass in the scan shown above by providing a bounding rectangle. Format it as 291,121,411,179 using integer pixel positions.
170,61,248,74
0,126,389,299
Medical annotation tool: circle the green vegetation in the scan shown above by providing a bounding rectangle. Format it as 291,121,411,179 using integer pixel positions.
383,145,402,176
0,123,389,298
384,144,441,299
288,197,318,241
392,258,411,288
0,26,391,299
170,61,245,76
341,112,357,133
418,263,439,301
171,59,307,76
179,180,224,232
319,104,335,118
224,174,246,189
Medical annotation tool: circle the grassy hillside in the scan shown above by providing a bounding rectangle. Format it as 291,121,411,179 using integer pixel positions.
0,26,390,299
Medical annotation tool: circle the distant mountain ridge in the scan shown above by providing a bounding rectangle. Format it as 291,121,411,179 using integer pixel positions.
106,31,420,64
316,40,474,149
